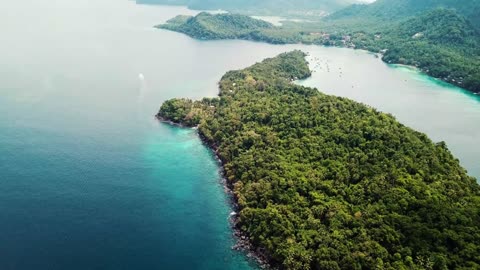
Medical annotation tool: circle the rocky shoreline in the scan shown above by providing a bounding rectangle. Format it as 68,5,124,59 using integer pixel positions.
156,115,274,270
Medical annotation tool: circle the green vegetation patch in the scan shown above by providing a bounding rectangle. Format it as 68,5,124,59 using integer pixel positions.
158,51,480,269
329,0,480,30
158,12,274,40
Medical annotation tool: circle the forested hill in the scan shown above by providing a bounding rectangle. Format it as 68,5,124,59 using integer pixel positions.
329,0,480,29
358,9,480,92
324,0,480,92
158,51,480,270
159,12,274,40
137,0,359,15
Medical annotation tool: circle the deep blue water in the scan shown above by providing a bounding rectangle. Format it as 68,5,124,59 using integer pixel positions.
0,94,254,270
1,1,479,270
0,1,264,269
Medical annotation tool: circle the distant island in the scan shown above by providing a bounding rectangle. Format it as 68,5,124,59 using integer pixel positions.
156,0,480,94
137,0,360,17
158,51,480,269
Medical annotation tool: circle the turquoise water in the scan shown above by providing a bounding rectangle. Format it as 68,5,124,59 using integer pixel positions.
1,1,479,270
0,102,254,269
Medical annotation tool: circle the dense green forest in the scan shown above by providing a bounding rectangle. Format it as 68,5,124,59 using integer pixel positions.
158,7,480,93
158,51,480,270
137,0,358,16
159,12,274,40
328,0,480,30
342,9,480,92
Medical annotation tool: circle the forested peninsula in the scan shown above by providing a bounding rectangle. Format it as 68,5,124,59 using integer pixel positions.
157,8,480,94
158,51,480,270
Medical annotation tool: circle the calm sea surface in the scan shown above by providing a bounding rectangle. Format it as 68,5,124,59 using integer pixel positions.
0,1,478,269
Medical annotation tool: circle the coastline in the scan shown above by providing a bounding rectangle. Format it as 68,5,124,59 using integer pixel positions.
156,23,478,94
389,64,480,98
156,115,274,270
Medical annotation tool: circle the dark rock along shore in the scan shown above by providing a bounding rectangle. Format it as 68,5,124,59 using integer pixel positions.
156,115,274,269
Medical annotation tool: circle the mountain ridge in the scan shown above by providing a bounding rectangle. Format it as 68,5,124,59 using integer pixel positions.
328,0,480,29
